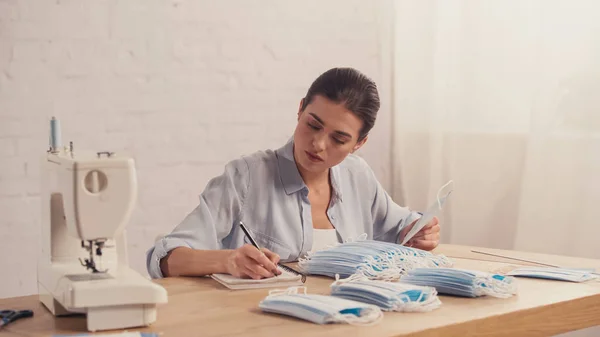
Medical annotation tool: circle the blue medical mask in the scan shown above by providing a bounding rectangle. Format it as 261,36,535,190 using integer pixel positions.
298,238,453,280
504,266,599,283
399,268,518,298
330,274,441,312
258,286,383,325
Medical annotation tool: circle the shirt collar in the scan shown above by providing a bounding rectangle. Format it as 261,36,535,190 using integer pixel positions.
330,164,344,203
275,138,344,203
276,138,306,195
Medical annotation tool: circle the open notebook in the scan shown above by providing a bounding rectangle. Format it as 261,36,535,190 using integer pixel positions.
211,268,304,290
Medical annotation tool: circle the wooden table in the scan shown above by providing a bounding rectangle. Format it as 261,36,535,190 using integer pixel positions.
2,244,600,336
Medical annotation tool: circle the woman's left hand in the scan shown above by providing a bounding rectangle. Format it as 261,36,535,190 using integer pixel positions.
400,216,440,251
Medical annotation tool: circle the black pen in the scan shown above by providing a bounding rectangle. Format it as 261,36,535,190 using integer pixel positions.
238,221,281,277
238,221,306,282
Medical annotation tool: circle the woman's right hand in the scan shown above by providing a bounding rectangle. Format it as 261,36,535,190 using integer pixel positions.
226,244,282,279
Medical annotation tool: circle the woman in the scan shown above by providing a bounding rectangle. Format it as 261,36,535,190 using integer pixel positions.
146,67,441,280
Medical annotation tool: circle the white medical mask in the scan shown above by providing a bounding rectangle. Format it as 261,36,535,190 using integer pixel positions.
258,287,383,325
401,180,453,245
399,268,518,298
504,266,599,283
330,274,441,312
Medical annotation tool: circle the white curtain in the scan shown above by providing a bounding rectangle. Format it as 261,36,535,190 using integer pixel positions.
392,4,600,334
392,1,600,260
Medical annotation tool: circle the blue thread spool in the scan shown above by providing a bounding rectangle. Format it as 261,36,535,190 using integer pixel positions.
49,117,61,152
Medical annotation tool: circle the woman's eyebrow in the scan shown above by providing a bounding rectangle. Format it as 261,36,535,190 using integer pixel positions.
308,112,325,125
308,112,353,138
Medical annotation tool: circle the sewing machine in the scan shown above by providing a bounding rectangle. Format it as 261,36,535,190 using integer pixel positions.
37,117,167,332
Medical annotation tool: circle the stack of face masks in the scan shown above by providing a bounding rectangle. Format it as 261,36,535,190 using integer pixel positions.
258,286,383,325
330,274,442,312
504,266,599,283
298,239,453,280
399,268,518,298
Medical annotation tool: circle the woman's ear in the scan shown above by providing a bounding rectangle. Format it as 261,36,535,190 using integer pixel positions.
351,136,368,153
297,98,305,121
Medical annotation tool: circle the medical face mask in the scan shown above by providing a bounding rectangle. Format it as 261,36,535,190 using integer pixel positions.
298,238,453,280
258,287,383,325
504,266,599,283
399,268,518,298
401,180,453,245
330,274,441,312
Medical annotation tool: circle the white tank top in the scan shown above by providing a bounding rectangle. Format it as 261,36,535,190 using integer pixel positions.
310,228,339,253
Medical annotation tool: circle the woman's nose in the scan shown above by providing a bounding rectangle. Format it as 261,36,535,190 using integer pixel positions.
312,133,326,152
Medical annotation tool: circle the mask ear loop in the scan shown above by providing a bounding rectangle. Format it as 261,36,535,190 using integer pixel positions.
344,233,368,243
368,254,404,281
470,272,518,298
404,288,442,312
332,307,384,326
373,283,435,313
267,286,308,297
331,273,368,286
436,180,454,209
297,257,310,274
428,253,453,268
391,253,432,276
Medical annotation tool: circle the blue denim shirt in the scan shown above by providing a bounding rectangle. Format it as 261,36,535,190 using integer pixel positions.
146,138,421,278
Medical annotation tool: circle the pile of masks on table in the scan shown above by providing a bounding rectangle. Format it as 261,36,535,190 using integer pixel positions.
258,238,519,325
297,237,454,280
258,268,518,326
258,277,443,326
297,237,518,298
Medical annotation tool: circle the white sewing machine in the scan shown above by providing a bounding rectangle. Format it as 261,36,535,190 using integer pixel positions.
37,117,167,332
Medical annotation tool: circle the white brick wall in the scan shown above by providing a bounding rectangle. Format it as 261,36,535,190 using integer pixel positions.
0,0,394,298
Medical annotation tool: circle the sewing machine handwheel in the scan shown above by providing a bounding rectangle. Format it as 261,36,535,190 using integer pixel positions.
84,170,108,194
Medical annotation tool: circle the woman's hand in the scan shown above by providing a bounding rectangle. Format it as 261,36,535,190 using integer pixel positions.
400,216,441,251
226,244,282,280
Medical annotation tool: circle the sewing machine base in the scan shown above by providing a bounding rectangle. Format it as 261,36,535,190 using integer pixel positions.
40,288,158,332
38,262,166,332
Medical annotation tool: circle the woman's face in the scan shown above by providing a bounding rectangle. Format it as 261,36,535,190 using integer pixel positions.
293,95,367,174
